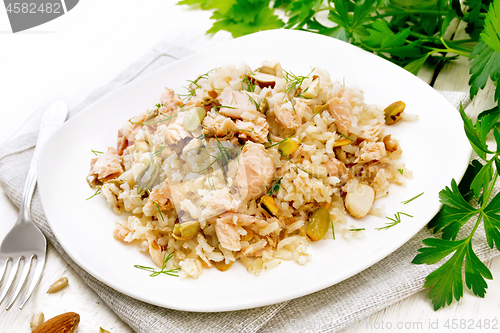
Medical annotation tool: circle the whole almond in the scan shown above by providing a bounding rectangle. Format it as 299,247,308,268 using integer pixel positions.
32,312,80,333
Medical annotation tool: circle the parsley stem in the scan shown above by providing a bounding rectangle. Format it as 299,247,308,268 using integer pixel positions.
467,171,499,240
423,46,471,58
373,9,449,19
482,170,498,210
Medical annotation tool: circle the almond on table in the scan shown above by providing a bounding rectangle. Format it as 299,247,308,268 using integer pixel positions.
32,312,79,333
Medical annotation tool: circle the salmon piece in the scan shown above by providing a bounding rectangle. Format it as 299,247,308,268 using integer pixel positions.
274,104,299,129
117,129,129,156
328,97,353,135
90,147,123,181
325,157,350,182
234,117,269,143
233,142,275,201
216,219,241,251
159,88,183,115
356,141,387,163
164,112,191,145
217,87,259,119
206,188,240,214
145,180,174,211
202,113,237,137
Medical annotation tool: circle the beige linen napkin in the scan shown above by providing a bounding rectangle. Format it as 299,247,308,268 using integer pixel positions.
0,40,498,333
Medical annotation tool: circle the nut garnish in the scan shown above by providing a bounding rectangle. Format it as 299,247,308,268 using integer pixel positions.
384,101,406,125
30,311,44,331
47,277,69,293
32,312,80,333
345,183,375,218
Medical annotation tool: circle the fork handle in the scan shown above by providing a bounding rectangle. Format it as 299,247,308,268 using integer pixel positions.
19,101,68,221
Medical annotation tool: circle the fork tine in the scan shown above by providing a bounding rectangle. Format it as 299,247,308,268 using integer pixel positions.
19,254,45,310
6,255,33,311
0,258,11,287
0,257,21,305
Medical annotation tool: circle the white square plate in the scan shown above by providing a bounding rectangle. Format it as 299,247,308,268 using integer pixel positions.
38,29,471,312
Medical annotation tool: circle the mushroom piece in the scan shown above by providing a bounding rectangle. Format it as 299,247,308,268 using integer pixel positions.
249,72,278,89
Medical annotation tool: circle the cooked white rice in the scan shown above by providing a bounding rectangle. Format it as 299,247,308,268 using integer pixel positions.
87,60,411,278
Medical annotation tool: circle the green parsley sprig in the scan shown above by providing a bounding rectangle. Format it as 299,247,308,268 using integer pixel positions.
411,1,500,309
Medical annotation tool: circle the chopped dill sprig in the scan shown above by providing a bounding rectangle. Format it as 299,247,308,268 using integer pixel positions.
284,68,314,95
179,70,213,100
246,93,259,110
376,212,413,231
213,105,238,113
288,99,297,115
397,168,404,175
241,72,256,92
155,102,164,109
179,104,196,112
152,145,167,157
266,177,283,196
336,130,353,141
152,200,164,221
285,156,318,179
134,248,179,277
311,104,328,119
332,221,335,240
297,87,312,99
129,113,177,126
86,188,101,200
207,177,216,191
91,149,103,156
266,133,296,149
349,228,365,231
401,192,424,205
227,128,254,133
195,137,242,173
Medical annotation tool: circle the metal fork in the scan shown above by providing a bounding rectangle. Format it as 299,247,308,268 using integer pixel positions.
0,101,68,310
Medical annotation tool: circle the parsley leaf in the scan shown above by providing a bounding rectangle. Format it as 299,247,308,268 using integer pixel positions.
413,237,493,310
481,0,500,54
458,102,493,158
482,191,500,250
469,41,500,101
427,179,479,240
464,241,492,297
207,0,284,37
470,159,493,201
463,0,491,41
285,0,323,29
177,0,234,11
458,160,485,202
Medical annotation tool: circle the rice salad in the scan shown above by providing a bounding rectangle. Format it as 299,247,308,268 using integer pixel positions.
86,60,413,279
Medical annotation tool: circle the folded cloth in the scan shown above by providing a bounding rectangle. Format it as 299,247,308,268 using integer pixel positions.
0,39,498,333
